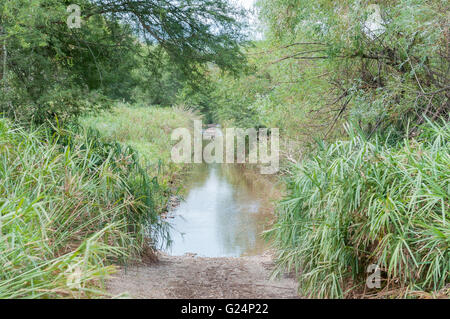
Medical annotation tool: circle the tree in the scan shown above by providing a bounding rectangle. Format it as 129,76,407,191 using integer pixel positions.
256,0,449,136
0,0,248,124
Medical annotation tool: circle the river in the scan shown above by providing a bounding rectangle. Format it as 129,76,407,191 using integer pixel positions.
165,163,278,257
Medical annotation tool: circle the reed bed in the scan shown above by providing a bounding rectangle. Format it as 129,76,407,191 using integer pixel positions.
268,120,449,298
0,119,166,298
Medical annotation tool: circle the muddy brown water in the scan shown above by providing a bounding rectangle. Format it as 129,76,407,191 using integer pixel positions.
164,163,278,257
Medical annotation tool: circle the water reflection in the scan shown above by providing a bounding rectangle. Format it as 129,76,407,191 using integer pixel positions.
165,164,275,257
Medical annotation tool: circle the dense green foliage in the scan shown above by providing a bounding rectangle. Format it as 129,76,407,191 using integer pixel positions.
0,118,166,298
256,0,448,132
268,121,449,297
0,0,247,124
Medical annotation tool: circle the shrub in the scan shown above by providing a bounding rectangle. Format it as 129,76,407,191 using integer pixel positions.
0,119,166,298
268,120,449,298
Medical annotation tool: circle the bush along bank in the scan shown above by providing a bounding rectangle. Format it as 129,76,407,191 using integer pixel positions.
267,120,449,298
0,119,167,298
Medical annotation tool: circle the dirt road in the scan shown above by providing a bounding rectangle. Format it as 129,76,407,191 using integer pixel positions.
107,251,299,299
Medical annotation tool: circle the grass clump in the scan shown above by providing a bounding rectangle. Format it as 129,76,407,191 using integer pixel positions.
0,118,165,298
268,120,449,298
80,103,197,183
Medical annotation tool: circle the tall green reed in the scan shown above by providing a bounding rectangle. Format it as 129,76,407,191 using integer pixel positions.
0,119,167,298
267,120,449,298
